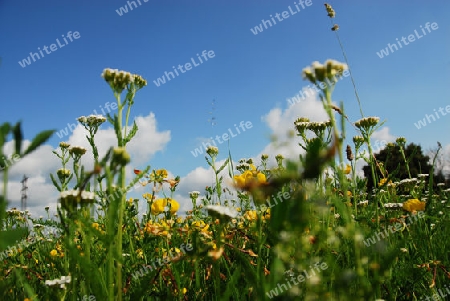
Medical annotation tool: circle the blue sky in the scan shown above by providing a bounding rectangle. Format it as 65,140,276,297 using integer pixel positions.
1,0,449,216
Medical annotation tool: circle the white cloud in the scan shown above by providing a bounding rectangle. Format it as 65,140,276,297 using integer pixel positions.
371,126,396,153
258,89,329,166
1,112,171,218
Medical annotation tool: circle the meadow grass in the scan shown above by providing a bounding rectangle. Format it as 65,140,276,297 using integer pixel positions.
1,4,449,301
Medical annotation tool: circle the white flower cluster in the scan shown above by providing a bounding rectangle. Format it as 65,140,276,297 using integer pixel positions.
354,117,380,129
60,190,95,201
77,115,107,127
189,191,200,198
45,275,71,289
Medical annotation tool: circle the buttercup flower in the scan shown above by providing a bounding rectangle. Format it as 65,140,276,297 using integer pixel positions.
233,164,267,190
403,199,426,212
151,198,179,215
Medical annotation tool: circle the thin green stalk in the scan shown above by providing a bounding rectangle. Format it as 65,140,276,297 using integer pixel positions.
399,146,412,179
330,19,364,118
116,91,125,301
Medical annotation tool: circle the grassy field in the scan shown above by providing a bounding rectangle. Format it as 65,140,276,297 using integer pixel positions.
1,4,449,301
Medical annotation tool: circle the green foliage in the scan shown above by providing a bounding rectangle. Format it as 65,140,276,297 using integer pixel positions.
363,143,433,189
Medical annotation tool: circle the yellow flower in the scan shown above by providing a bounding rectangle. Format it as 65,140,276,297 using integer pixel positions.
233,174,246,187
233,169,267,190
156,169,168,178
169,199,179,214
182,288,187,294
136,248,144,259
192,220,210,233
50,249,58,257
142,193,153,201
344,164,351,175
379,178,392,187
244,210,258,221
151,198,179,215
92,222,99,230
151,198,167,215
403,199,426,212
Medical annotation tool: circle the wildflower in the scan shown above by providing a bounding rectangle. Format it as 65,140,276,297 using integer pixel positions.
69,146,87,157
169,199,180,214
59,190,95,209
206,146,219,157
57,168,71,180
331,24,339,31
205,205,238,220
358,200,369,206
403,199,426,212
344,164,351,174
45,275,71,289
354,117,380,130
191,220,210,233
244,210,258,221
136,249,144,259
396,137,407,147
233,164,267,190
50,249,58,257
151,198,179,215
101,68,147,93
77,115,106,127
151,199,166,215
189,191,200,199
141,193,152,202
92,223,99,231
59,142,70,149
126,197,135,207
378,178,393,187
112,147,130,166
302,60,347,85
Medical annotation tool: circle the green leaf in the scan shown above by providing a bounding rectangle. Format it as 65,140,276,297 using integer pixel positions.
205,156,212,167
23,129,55,156
0,122,11,150
112,115,123,145
217,158,230,174
123,121,138,144
49,173,62,192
